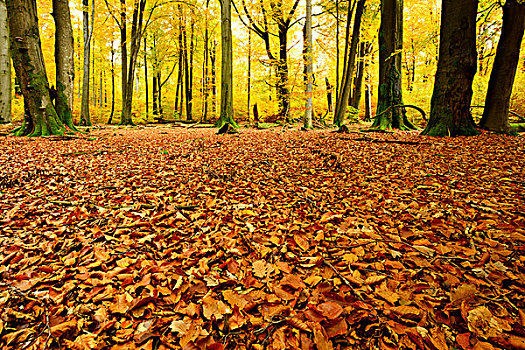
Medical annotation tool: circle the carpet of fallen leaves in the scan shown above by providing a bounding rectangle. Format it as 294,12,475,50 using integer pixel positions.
0,126,524,350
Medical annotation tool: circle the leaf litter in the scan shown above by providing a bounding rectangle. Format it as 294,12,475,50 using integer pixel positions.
0,127,524,350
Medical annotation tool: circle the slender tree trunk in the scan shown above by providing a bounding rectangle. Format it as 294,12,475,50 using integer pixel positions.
187,19,194,121
0,0,11,124
152,33,158,116
334,0,365,128
351,41,367,110
120,0,128,123
422,0,479,136
7,0,65,136
303,0,313,129
480,0,525,134
247,29,251,122
121,0,146,125
373,0,414,130
92,39,96,107
108,41,115,123
211,40,217,117
277,26,290,122
203,1,210,122
157,71,162,114
80,0,93,126
216,0,237,131
144,34,148,120
335,0,340,118
326,77,333,114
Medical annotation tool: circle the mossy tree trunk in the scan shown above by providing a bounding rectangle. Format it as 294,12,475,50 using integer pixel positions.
7,0,65,136
373,0,414,130
216,0,238,132
422,0,479,137
0,0,11,124
52,0,77,131
479,0,525,134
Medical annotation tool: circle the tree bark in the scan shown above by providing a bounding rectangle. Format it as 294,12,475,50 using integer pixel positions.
52,0,76,130
334,0,365,128
7,0,65,136
326,77,333,114
121,0,146,125
351,41,369,110
216,0,237,131
373,0,414,130
80,0,93,126
422,0,479,137
108,39,115,124
0,0,11,124
144,34,148,119
303,0,313,129
247,29,251,122
479,0,525,134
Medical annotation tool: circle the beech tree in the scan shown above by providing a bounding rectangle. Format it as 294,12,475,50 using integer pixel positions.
238,0,300,122
373,0,414,130
334,0,366,129
80,0,94,126
52,0,76,130
303,0,313,129
480,0,525,134
422,0,479,137
216,0,238,133
7,0,73,136
0,0,10,124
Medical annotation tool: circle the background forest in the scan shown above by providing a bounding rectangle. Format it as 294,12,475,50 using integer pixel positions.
3,0,525,128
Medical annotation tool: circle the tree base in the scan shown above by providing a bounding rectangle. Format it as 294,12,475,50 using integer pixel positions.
217,122,239,134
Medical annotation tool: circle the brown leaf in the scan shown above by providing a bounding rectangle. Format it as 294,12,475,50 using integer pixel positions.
312,323,333,350
316,302,343,320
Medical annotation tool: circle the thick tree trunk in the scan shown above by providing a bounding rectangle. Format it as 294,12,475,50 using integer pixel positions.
0,0,11,124
479,0,525,134
52,0,76,130
303,0,313,129
7,0,64,136
334,0,365,128
216,0,237,131
80,0,93,126
373,0,414,130
422,0,479,137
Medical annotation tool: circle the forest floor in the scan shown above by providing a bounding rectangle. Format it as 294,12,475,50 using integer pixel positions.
0,126,524,350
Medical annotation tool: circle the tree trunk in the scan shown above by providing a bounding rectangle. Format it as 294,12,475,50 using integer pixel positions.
351,41,367,110
119,0,128,123
108,40,115,124
121,0,146,125
247,29,251,122
211,40,217,117
326,77,333,114
144,34,148,119
303,0,313,129
216,0,237,131
0,0,11,124
373,0,414,130
53,0,76,130
334,0,365,128
422,0,479,137
479,0,525,134
7,0,65,136
187,19,194,121
80,0,93,126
